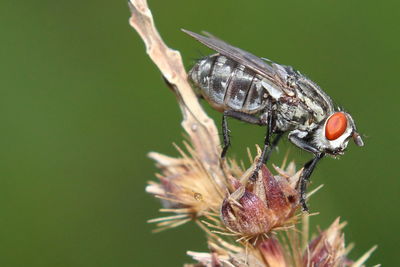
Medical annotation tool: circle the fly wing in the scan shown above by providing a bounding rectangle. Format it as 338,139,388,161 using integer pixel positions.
182,29,277,80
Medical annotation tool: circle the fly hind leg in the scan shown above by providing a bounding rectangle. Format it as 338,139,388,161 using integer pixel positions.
221,114,230,158
221,110,278,182
221,110,265,158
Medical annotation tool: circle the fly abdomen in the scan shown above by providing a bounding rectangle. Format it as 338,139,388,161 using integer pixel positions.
188,55,215,97
224,64,254,110
189,55,234,110
189,54,267,113
242,76,266,113
209,55,236,105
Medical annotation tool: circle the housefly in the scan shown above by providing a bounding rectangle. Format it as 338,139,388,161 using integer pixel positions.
183,29,364,211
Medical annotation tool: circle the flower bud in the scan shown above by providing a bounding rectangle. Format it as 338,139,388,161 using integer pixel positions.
187,246,266,267
303,218,346,267
221,186,275,235
258,237,287,267
221,164,301,237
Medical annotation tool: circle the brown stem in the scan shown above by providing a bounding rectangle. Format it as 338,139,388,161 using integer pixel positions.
128,0,226,186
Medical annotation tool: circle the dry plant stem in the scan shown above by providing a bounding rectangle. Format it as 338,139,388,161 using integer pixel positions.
128,0,224,183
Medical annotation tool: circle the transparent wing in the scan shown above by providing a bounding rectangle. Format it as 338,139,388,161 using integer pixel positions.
182,29,277,79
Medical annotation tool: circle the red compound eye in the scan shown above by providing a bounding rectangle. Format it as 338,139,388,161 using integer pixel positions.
325,112,348,140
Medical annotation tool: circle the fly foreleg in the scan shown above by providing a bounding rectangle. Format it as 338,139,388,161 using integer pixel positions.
299,153,324,211
288,131,325,211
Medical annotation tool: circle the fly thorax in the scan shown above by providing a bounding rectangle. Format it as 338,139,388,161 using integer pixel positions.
296,78,334,118
274,97,313,132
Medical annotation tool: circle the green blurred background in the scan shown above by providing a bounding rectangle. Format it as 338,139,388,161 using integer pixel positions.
0,0,398,266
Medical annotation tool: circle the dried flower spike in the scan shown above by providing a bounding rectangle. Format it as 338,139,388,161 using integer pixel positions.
128,0,377,266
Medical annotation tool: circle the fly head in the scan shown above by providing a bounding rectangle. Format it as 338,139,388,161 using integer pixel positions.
312,111,364,156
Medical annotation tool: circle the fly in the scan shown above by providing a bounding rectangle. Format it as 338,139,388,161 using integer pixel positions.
183,29,364,211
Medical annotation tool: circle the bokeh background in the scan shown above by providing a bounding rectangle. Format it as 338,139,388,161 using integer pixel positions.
0,0,398,266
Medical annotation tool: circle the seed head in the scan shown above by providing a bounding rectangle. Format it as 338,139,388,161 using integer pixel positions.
187,217,378,267
258,237,287,267
303,218,346,266
220,162,302,239
145,144,225,231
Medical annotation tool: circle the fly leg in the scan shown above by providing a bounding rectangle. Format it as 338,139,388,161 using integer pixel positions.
221,110,274,182
221,114,230,158
221,110,266,158
264,132,284,163
250,112,274,181
288,131,325,211
299,153,324,211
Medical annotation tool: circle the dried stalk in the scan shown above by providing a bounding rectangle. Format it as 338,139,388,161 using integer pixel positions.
128,0,224,183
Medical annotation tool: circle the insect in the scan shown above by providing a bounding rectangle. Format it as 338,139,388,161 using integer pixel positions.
183,29,364,211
